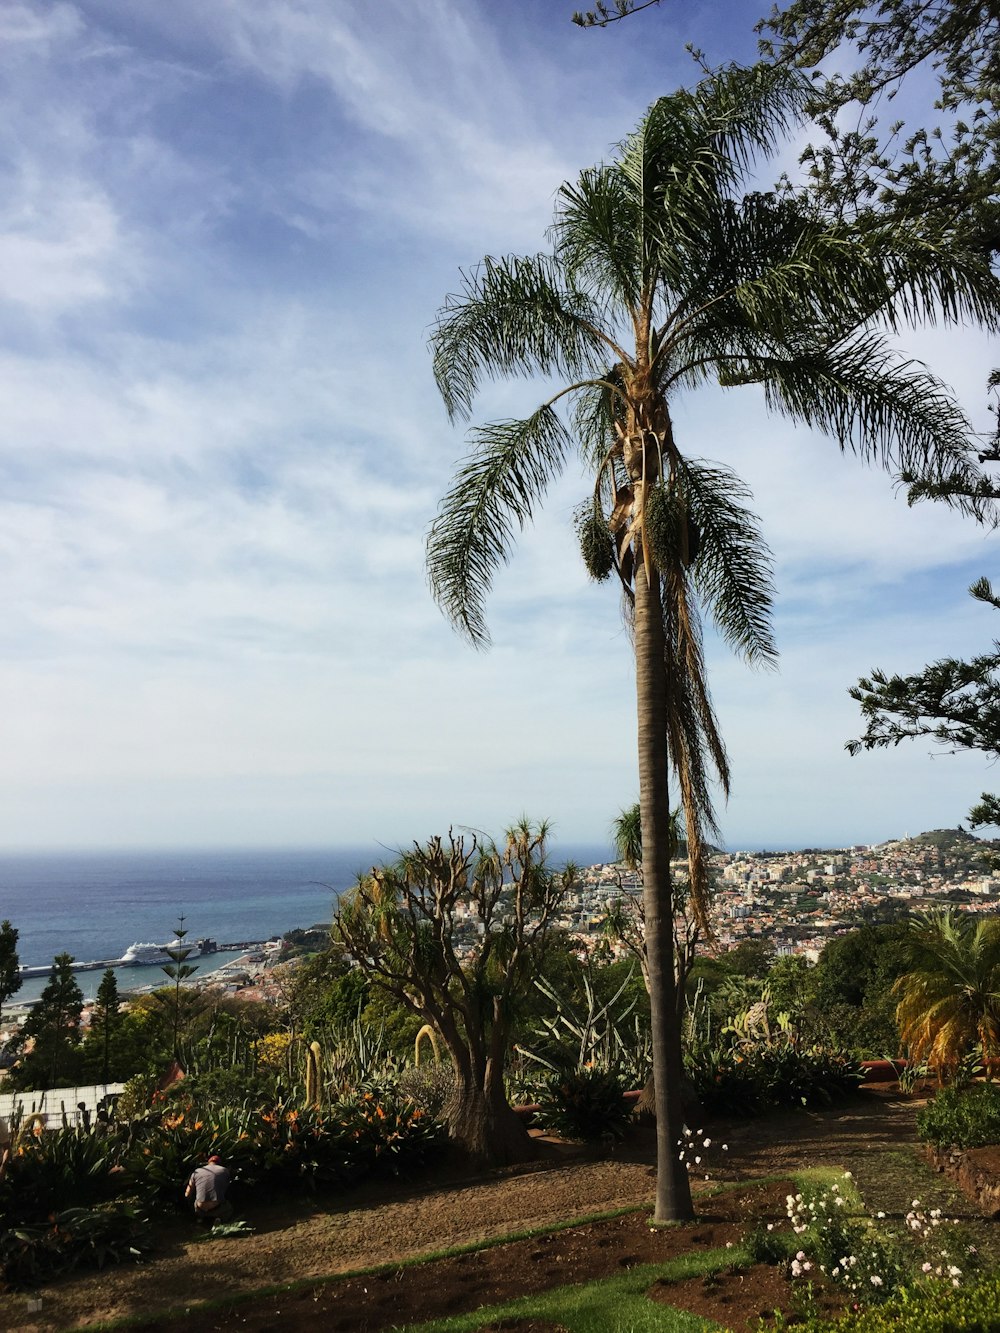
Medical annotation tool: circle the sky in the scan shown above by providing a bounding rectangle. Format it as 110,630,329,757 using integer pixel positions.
0,0,996,855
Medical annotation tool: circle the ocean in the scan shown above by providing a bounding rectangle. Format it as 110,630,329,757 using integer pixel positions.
0,841,613,1002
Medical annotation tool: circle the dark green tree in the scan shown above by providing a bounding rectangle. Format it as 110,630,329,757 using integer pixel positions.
18,953,84,1088
426,63,995,1220
91,968,121,1087
758,0,1000,260
814,923,911,1053
848,576,1000,828
0,919,20,1033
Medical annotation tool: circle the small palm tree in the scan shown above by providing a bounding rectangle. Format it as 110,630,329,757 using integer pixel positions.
609,803,701,1018
895,910,1000,1079
428,63,999,1220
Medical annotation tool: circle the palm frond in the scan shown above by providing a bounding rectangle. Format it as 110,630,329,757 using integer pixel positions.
571,378,618,471
426,406,575,646
678,459,777,667
553,165,645,313
430,254,609,421
690,63,813,186
749,331,975,480
855,228,1000,336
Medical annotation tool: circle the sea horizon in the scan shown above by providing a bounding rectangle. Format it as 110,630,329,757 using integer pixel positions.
0,840,619,973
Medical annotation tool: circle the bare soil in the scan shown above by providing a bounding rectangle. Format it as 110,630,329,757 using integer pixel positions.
2,1086,989,1333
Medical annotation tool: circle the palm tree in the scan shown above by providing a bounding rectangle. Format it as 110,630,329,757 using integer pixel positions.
427,63,999,1221
895,910,1000,1079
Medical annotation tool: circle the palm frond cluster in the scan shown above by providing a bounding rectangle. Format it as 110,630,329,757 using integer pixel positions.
428,62,999,931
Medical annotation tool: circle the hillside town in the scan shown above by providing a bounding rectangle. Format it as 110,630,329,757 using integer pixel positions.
559,827,1000,964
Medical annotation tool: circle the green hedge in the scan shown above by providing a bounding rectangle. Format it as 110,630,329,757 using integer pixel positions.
789,1272,1000,1331
916,1082,1000,1149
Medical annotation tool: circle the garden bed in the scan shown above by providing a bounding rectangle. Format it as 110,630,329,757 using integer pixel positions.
0,1085,947,1331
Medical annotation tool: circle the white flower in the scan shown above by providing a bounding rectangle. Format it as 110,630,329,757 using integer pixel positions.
870,1275,883,1287
791,1260,802,1277
722,1143,728,1150
876,1211,885,1219
695,1156,702,1165
703,1137,712,1147
704,1174,709,1180
922,1263,932,1273
953,1278,961,1287
948,1266,962,1277
725,1241,734,1249
832,1267,840,1278
767,1224,774,1232
912,1199,921,1208
796,1251,806,1261
843,1171,852,1179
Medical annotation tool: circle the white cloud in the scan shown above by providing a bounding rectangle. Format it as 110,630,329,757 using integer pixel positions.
0,0,995,856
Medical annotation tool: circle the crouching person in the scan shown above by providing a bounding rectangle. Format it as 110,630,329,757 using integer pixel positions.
185,1153,233,1225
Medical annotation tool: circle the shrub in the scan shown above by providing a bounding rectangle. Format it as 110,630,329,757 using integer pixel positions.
121,1089,446,1202
916,1081,1000,1149
534,1068,632,1143
787,1180,908,1303
397,1064,455,1119
0,1201,153,1288
174,1065,280,1112
0,1126,125,1222
116,1072,157,1120
786,1272,1000,1331
686,1040,863,1116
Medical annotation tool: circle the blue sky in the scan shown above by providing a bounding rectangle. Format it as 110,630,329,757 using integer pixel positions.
0,0,996,854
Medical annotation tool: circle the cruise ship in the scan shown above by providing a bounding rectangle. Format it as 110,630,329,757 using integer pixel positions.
17,937,219,979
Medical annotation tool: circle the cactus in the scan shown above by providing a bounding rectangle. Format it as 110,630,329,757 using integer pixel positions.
305,1039,322,1108
414,1024,440,1068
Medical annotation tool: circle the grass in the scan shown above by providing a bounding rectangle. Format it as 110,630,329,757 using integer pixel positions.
395,1253,731,1332
393,1170,871,1333
59,1159,986,1333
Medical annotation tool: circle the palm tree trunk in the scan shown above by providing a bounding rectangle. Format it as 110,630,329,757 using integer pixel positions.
634,564,694,1223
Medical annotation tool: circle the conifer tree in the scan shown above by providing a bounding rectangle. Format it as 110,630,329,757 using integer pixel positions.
92,968,121,1087
20,953,84,1088
159,917,198,1060
0,919,20,1034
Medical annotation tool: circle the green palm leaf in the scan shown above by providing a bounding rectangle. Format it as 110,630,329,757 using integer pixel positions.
678,459,777,667
430,254,610,422
427,406,575,646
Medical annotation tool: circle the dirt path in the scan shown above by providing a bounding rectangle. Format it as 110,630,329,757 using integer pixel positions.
0,1090,933,1332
